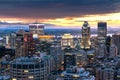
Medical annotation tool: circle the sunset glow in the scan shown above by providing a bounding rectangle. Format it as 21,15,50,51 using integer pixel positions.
0,12,120,28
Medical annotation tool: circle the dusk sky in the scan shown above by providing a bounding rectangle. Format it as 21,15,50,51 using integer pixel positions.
0,0,120,28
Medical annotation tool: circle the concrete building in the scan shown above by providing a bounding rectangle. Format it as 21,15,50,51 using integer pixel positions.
10,56,52,80
10,33,16,49
24,32,35,56
58,66,95,80
112,34,120,55
77,50,87,67
64,48,77,70
116,69,120,80
96,44,107,58
15,29,25,58
96,67,115,80
0,37,3,46
81,21,91,49
6,36,9,46
2,35,10,48
109,44,117,58
50,43,63,71
97,22,107,44
29,24,44,35
106,36,111,53
90,36,98,49
61,34,74,49
0,75,10,80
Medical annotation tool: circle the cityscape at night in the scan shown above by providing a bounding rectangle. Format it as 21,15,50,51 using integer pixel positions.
1,0,120,80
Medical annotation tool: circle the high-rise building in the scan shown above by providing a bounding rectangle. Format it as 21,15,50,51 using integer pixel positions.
96,67,115,80
64,51,76,70
2,36,6,47
15,29,25,58
106,36,111,53
10,33,16,49
24,32,35,56
109,44,117,58
29,24,44,35
0,37,3,46
81,21,91,49
61,34,74,49
97,44,107,58
76,50,87,67
3,36,10,48
90,36,98,49
97,22,107,44
112,34,120,55
50,43,63,71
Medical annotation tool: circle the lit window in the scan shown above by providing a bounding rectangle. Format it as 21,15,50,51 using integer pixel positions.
73,75,79,78
28,76,34,79
12,78,17,80
60,74,64,77
24,70,29,73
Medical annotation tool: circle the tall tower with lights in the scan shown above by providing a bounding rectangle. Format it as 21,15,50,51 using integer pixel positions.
97,22,107,44
81,21,91,49
29,24,44,35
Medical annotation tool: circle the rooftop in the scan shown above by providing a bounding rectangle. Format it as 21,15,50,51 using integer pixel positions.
10,56,41,64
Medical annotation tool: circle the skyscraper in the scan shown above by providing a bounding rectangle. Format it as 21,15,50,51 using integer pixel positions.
106,36,111,53
15,29,25,58
50,43,63,71
97,22,107,44
10,33,16,49
24,32,35,56
61,34,74,49
81,21,91,49
64,48,77,70
97,44,107,58
109,44,117,58
112,34,120,55
29,24,44,35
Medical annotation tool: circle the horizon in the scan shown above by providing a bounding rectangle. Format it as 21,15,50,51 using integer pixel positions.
0,0,120,27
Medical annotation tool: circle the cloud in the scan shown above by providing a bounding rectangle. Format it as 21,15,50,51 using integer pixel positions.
0,0,120,19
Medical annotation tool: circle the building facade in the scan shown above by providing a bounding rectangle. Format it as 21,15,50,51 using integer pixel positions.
10,56,51,80
81,21,91,49
15,29,25,58
109,44,117,58
50,44,63,71
24,32,35,56
29,24,44,35
61,34,74,49
58,66,95,80
97,22,107,44
10,33,16,49
112,34,120,55
64,52,76,70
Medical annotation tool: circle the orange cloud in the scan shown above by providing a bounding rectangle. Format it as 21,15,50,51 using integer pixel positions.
0,12,120,28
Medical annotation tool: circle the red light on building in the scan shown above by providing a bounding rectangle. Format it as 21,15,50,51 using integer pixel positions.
24,33,35,56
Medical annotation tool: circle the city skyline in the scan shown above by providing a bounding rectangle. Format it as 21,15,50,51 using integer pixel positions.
0,0,120,27
1,1,120,79
0,21,120,80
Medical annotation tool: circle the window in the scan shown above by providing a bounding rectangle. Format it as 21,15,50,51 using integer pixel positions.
17,65,22,69
29,65,34,69
23,65,28,69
